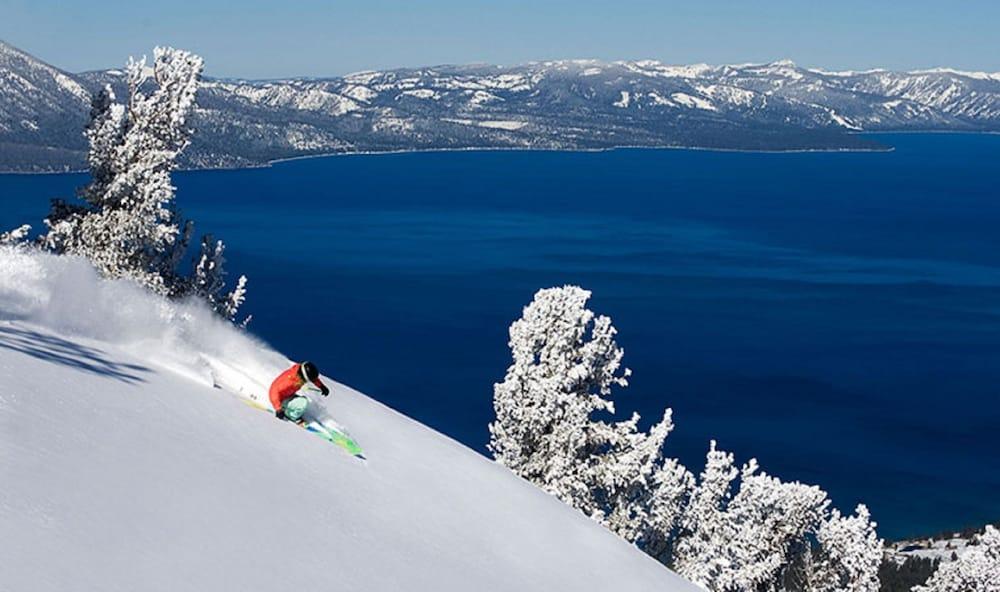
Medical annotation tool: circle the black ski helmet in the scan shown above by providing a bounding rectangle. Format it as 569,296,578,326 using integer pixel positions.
300,361,319,382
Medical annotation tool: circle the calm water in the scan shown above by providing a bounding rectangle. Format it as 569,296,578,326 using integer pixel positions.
3,134,999,538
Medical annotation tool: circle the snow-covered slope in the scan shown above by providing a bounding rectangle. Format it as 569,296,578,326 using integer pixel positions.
0,247,697,592
4,39,1000,170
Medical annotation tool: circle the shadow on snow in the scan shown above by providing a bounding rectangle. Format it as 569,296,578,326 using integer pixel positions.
0,324,150,384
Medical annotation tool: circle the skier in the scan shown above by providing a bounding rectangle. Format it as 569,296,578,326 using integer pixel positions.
269,361,330,422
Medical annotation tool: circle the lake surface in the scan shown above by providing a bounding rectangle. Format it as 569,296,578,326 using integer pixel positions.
3,133,998,538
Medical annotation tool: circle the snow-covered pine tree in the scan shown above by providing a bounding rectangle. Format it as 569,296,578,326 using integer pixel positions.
220,275,249,324
598,408,678,542
671,440,741,588
42,48,203,293
39,47,247,322
488,287,886,588
719,464,829,591
40,84,125,251
802,504,883,592
0,224,31,246
631,454,695,563
489,285,627,511
80,84,126,206
673,441,832,592
489,286,674,529
190,235,248,322
915,525,1000,592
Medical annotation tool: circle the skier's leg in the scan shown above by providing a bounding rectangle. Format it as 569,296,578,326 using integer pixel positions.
282,396,309,422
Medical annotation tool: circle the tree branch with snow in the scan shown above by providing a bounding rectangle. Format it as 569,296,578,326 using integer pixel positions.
39,47,248,323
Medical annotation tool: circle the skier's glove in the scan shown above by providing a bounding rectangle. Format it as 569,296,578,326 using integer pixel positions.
320,385,330,397
275,409,286,420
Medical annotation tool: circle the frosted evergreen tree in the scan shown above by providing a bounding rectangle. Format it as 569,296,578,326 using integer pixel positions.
191,235,227,302
489,286,674,528
598,408,678,542
0,224,31,246
220,275,249,325
80,84,126,205
43,48,202,292
915,526,1000,592
719,464,828,591
671,440,740,588
190,235,248,322
40,47,247,322
802,504,883,592
634,455,695,562
673,441,831,592
488,287,885,588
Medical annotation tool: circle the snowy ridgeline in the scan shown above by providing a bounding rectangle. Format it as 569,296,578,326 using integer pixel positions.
5,38,1000,172
0,247,698,592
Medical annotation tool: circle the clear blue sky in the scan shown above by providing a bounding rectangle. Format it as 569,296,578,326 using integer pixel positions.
2,0,998,79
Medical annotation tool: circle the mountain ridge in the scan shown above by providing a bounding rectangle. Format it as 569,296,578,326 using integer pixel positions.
2,39,999,172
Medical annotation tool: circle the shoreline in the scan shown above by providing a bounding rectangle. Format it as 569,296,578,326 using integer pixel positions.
7,129,999,176
856,129,1000,137
264,141,894,166
0,141,896,177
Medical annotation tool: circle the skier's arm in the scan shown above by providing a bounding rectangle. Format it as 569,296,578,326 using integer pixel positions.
311,376,330,397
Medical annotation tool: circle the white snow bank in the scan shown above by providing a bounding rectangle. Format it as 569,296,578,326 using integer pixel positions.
0,247,697,592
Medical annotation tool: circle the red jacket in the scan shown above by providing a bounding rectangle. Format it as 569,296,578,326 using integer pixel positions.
269,363,327,411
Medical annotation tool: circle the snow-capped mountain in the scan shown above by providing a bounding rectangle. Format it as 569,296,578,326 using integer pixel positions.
0,41,90,171
2,39,999,172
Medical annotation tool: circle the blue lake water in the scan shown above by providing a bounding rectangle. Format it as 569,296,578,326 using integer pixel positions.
2,133,999,538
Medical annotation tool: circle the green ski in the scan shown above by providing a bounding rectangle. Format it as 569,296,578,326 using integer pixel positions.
240,397,365,459
304,423,364,458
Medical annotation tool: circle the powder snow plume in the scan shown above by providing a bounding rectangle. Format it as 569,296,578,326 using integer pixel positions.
0,246,282,394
